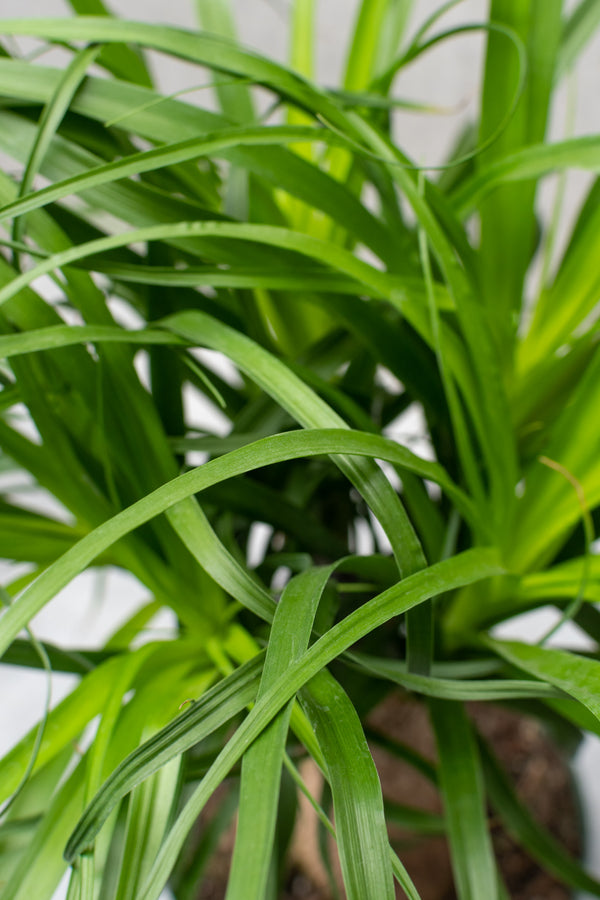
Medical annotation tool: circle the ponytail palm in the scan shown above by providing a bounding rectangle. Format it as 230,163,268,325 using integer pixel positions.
1,3,600,898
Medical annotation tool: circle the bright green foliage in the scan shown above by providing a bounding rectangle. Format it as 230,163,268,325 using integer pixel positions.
0,3,599,899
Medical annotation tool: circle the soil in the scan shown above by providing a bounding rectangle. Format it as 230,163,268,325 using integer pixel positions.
195,696,583,900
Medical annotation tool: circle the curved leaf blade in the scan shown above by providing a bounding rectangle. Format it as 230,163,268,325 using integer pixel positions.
65,548,502,882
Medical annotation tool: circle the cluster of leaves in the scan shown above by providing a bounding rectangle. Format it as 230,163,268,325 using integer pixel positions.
1,1,600,898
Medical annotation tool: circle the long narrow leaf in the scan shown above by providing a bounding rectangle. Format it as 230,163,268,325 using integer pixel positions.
0,427,480,661
300,670,395,900
226,567,331,900
430,699,497,900
65,548,501,870
486,638,600,725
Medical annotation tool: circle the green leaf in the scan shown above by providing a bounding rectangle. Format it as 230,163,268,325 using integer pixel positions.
166,496,275,622
226,567,331,900
0,125,351,227
557,0,600,78
0,654,126,805
429,700,497,900
113,757,183,900
0,325,180,358
0,504,88,564
1,657,212,900
521,183,600,370
195,0,255,123
64,653,262,863
508,346,600,570
0,760,87,900
64,0,153,87
66,549,501,892
1,639,109,675
518,554,600,603
0,99,396,266
485,637,600,725
343,0,390,91
289,0,315,82
347,651,564,701
163,310,427,580
0,219,405,313
477,0,563,367
0,426,479,661
357,127,517,539
300,670,395,900
11,44,101,256
453,136,600,214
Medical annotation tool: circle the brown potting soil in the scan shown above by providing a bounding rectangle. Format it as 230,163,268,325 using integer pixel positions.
195,695,583,900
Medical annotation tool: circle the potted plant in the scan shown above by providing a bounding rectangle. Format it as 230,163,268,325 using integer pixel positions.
0,2,599,898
